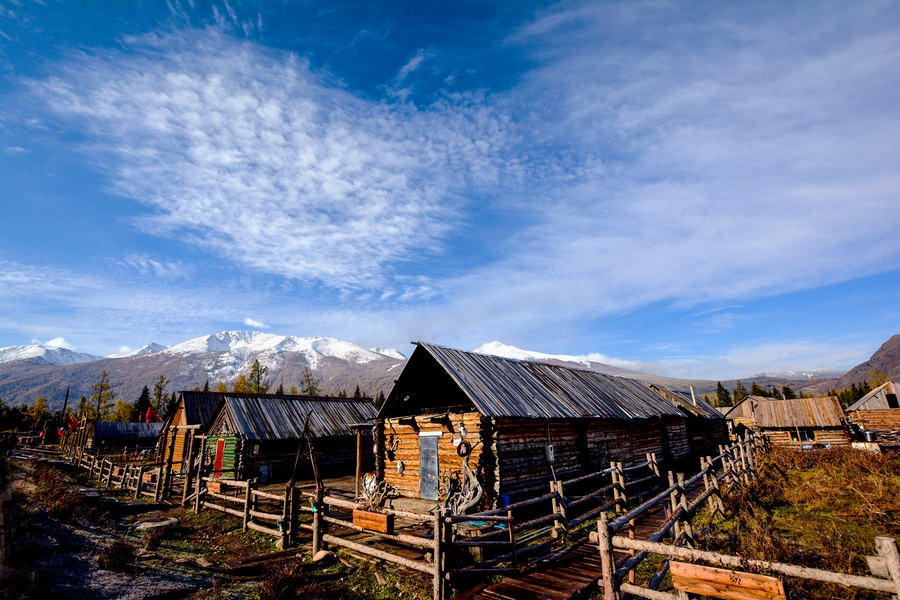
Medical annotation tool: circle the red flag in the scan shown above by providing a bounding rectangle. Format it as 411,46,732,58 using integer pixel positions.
57,427,66,436
145,407,162,424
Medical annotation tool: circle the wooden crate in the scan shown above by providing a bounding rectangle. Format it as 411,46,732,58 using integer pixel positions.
353,509,395,535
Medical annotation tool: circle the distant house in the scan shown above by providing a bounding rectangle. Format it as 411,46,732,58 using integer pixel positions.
376,342,728,505
204,394,377,482
846,380,900,433
160,391,228,473
86,422,164,452
724,396,850,447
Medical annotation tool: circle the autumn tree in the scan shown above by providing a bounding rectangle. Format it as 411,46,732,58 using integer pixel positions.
289,385,298,395
869,369,890,388
152,375,169,412
112,400,137,422
248,359,269,394
233,374,250,393
25,397,51,429
89,371,116,420
215,381,228,393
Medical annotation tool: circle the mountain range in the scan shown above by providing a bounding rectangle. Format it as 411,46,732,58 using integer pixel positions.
0,331,896,409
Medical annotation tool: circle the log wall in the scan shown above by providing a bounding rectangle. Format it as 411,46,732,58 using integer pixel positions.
761,427,850,447
381,412,488,500
849,409,900,431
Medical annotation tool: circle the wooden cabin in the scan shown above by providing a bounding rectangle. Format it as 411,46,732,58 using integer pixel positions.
204,393,377,483
846,380,900,436
86,422,164,452
160,391,228,473
724,396,850,447
376,343,728,505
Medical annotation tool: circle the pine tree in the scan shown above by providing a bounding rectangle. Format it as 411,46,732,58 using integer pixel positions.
76,395,89,418
203,380,210,392
750,382,768,397
135,385,151,418
732,381,748,403
90,371,116,421
337,389,347,398
353,385,361,399
275,383,284,395
152,375,169,412
300,369,320,396
248,359,269,394
163,391,178,420
781,386,796,399
375,390,386,407
715,382,731,407
112,400,137,422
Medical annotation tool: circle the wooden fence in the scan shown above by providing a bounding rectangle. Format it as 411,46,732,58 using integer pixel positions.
59,430,900,600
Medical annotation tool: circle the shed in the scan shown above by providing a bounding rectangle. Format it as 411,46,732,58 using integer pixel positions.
376,342,728,505
204,393,377,482
724,396,849,447
846,380,900,433
87,422,164,452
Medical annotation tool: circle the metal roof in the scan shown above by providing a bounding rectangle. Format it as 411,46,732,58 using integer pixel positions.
95,422,164,439
387,342,708,420
179,391,229,427
216,394,378,441
727,396,845,428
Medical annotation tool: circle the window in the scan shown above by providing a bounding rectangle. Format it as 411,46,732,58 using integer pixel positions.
886,393,899,409
251,443,259,456
789,428,815,442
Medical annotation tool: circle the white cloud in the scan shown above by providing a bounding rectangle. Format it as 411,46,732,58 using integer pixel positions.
32,29,508,289
118,345,131,353
43,337,71,349
243,317,267,329
119,255,190,279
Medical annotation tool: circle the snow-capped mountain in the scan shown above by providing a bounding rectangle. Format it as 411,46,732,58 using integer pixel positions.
0,344,99,366
0,331,407,409
473,341,643,373
753,369,843,381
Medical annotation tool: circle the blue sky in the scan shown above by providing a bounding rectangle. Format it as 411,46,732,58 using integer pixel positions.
1,1,899,379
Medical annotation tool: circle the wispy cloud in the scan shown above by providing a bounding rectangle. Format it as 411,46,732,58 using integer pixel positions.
243,317,267,329
119,255,190,279
31,29,508,289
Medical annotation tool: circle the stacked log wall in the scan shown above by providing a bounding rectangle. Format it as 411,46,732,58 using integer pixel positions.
849,409,900,431
761,427,850,447
381,412,487,500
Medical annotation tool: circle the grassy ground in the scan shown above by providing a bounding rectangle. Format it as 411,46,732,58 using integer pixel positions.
697,445,900,600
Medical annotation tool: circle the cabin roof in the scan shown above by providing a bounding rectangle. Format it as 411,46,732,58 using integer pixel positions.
178,391,229,426
381,342,718,420
726,395,845,428
213,394,378,441
847,380,899,412
94,422,164,439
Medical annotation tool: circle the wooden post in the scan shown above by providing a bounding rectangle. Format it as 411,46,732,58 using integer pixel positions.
289,485,300,547
355,428,363,499
433,508,444,600
194,436,207,512
154,465,163,502
875,537,900,599
677,472,693,547
135,465,145,499
162,428,176,500
243,478,254,532
628,518,636,583
612,461,623,513
668,471,681,541
617,462,627,506
597,513,618,600
508,509,517,569
550,481,562,538
181,429,195,507
311,487,323,554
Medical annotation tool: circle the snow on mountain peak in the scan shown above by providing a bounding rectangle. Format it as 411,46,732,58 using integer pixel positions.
370,347,406,361
0,344,99,366
473,341,642,371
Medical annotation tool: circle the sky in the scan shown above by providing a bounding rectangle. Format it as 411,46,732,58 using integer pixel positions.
1,0,899,379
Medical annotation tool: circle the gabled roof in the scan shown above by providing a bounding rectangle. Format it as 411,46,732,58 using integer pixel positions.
211,394,377,441
726,396,845,428
847,380,899,412
95,422,164,440
380,342,718,420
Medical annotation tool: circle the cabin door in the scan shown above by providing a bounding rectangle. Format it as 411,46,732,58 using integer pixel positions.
419,434,440,500
214,438,225,478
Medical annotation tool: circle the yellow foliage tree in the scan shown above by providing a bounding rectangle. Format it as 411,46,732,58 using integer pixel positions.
215,381,227,392
25,397,50,429
232,374,250,393
869,369,891,387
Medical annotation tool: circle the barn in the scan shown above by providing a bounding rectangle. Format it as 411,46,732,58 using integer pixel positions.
846,380,900,435
204,393,377,483
160,391,228,473
375,342,728,505
724,395,850,447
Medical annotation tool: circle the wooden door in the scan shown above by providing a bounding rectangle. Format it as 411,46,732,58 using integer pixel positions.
214,438,225,478
419,435,440,500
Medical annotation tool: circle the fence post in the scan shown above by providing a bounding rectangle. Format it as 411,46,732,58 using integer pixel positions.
242,478,254,532
433,508,444,600
617,462,628,507
550,481,563,538
289,485,300,548
154,465,163,502
597,513,618,600
874,536,900,599
612,461,623,513
182,429,195,507
194,436,207,512
161,428,176,500
311,488,323,554
677,472,693,547
668,471,681,541
743,432,756,479
135,465,145,499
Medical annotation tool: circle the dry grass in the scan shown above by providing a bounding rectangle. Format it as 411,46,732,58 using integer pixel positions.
32,460,84,519
702,446,900,600
97,539,138,573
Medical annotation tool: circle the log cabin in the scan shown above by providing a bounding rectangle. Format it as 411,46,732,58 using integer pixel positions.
204,393,377,482
846,380,900,438
376,342,728,505
160,391,228,473
724,395,850,447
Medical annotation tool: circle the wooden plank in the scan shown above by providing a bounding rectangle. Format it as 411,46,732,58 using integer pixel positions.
670,561,786,600
352,509,395,535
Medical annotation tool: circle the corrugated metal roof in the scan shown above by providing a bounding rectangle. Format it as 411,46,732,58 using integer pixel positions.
847,381,899,412
397,343,702,420
651,385,723,419
95,422,164,439
727,396,845,428
218,394,378,441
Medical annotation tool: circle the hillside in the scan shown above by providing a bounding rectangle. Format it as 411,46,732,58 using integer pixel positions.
834,333,900,388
